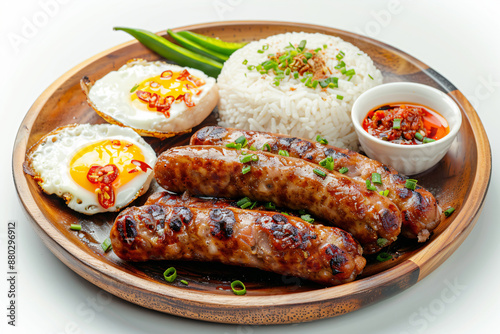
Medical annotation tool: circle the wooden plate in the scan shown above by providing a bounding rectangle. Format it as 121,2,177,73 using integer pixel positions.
12,21,491,324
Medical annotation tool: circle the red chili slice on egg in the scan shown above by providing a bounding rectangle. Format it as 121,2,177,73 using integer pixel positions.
87,164,119,184
96,183,115,209
160,70,173,79
128,160,152,173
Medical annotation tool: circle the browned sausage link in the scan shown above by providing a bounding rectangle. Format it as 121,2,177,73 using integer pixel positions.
191,126,442,242
110,203,366,286
154,146,402,254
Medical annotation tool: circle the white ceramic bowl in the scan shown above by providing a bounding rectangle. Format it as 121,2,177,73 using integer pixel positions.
351,82,462,175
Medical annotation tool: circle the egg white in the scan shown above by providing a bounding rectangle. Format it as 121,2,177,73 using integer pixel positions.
86,59,218,136
27,123,157,215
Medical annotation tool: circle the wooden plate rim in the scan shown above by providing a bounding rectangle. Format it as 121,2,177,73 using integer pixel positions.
12,20,492,315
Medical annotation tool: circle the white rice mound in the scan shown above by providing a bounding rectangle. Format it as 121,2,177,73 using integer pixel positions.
217,32,383,150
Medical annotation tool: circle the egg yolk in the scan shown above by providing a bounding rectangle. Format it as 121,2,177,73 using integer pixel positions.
69,139,146,195
130,69,205,115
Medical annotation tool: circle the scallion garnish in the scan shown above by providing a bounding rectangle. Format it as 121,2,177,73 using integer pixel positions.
130,84,140,93
444,207,455,217
415,132,424,141
365,179,377,191
405,179,418,190
312,80,319,88
339,167,349,174
377,238,388,247
262,143,271,151
344,69,356,76
265,202,276,210
263,44,269,50
257,49,264,53
368,74,374,80
304,52,313,59
235,135,248,147
242,59,248,65
237,197,252,208
293,71,299,79
70,224,81,231
379,189,389,197
101,237,112,252
249,145,257,151
278,150,289,157
240,201,253,209
393,118,401,130
250,201,258,210
323,44,328,49
163,267,177,282
376,252,392,262
371,172,382,184
319,156,334,171
231,280,247,295
313,168,326,178
180,280,189,285
316,135,329,145
301,214,315,224
225,142,241,149
297,40,307,51
423,137,436,144
337,95,344,100
239,154,251,163
242,165,251,174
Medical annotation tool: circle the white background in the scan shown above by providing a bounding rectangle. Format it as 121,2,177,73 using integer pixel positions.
2,0,499,333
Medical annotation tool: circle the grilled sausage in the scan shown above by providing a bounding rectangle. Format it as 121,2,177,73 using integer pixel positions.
110,201,366,286
191,126,442,242
154,146,402,254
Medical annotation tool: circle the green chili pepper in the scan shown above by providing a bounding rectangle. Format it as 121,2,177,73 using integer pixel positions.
114,27,223,77
167,29,229,62
176,30,247,56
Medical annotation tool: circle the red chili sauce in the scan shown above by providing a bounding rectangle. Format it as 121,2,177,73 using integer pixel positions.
362,103,450,145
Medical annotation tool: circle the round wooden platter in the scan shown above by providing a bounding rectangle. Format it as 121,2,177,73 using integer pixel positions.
13,21,491,324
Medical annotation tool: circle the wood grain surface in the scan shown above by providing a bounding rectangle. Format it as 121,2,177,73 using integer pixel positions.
12,21,491,324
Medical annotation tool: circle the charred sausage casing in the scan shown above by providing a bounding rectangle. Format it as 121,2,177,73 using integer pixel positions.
154,146,402,254
190,126,442,242
110,202,366,286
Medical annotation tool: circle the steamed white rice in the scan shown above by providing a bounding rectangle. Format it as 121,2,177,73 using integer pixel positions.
217,32,383,150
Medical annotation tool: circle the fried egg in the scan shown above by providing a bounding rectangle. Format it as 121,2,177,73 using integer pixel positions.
25,123,157,215
82,59,219,138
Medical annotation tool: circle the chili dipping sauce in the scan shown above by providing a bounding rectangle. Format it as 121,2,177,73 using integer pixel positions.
362,103,450,145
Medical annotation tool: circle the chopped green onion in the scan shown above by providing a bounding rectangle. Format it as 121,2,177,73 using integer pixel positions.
250,201,258,210
242,59,248,65
297,40,306,51
293,71,299,79
423,137,436,144
304,76,312,87
377,238,388,247
304,52,313,59
415,132,424,141
70,224,81,231
239,154,253,163
339,167,349,174
280,212,290,216
444,207,455,217
262,143,271,151
328,82,335,88
302,58,308,64
313,168,326,178
247,65,255,70
339,67,347,74
225,142,241,150
262,44,269,50
251,154,259,162
235,135,248,147
256,64,263,71
301,214,315,223
240,201,253,209
130,84,140,93
371,172,382,184
336,95,344,100
273,79,280,86
393,118,401,130
278,150,289,157
366,179,377,191
101,237,112,252
311,80,319,88
379,189,390,197
319,156,334,171
376,252,392,262
231,280,247,295
242,165,251,174
180,280,189,285
237,197,252,208
285,68,291,75
336,51,345,60
249,145,257,151
316,135,328,145
347,75,353,81
257,49,264,53
368,74,374,80
405,179,418,190
323,44,328,49
265,202,276,210
345,69,356,76
163,267,177,282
